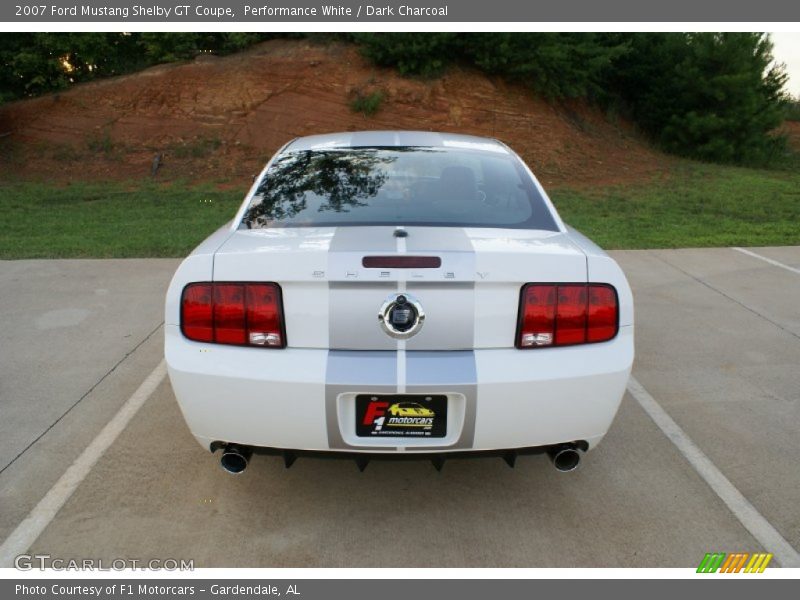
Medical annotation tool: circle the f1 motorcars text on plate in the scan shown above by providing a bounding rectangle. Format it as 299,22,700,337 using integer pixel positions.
164,131,634,474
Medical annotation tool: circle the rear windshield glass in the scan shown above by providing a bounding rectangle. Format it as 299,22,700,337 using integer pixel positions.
239,146,558,230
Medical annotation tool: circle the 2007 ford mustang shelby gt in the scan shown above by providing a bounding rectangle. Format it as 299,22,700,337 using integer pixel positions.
165,131,634,474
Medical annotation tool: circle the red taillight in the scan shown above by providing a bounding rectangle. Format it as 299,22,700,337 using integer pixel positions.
518,284,556,348
554,285,588,345
181,282,285,348
215,284,249,344
181,283,213,343
587,285,618,343
245,284,283,347
516,283,618,348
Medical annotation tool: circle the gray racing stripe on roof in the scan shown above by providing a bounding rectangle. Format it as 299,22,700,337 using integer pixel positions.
286,131,509,152
347,131,446,147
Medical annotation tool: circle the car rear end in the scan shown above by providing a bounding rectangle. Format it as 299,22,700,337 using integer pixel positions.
164,132,633,472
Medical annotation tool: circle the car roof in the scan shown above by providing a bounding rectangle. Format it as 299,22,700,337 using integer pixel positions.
284,131,510,154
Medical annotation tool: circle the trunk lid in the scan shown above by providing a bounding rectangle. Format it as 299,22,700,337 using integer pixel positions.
213,226,587,349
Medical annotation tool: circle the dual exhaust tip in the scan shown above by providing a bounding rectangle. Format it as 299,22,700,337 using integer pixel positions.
220,445,252,475
547,445,582,472
218,443,582,474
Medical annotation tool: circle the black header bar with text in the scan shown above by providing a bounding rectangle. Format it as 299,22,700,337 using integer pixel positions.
4,0,800,22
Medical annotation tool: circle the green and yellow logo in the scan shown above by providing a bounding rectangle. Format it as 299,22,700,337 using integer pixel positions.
697,552,772,573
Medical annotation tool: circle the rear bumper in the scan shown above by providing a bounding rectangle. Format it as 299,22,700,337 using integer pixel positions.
165,325,633,454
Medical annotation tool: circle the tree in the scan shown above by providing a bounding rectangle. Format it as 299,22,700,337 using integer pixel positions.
608,33,788,164
0,33,272,105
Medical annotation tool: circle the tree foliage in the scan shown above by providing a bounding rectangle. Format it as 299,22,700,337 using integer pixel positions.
464,33,628,99
350,33,459,78
0,33,272,103
607,33,789,164
349,33,627,99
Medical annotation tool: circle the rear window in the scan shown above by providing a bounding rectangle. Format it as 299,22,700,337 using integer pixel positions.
240,146,558,230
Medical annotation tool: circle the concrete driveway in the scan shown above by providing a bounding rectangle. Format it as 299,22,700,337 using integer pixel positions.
0,248,798,568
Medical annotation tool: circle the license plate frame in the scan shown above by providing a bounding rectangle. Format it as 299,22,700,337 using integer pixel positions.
355,394,447,438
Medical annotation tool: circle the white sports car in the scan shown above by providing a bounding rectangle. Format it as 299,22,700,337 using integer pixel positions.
165,131,634,474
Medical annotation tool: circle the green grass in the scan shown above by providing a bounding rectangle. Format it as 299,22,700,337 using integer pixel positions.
0,159,799,258
0,181,244,258
550,161,800,249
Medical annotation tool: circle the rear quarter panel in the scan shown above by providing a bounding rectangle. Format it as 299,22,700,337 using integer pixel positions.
164,223,235,326
565,226,634,327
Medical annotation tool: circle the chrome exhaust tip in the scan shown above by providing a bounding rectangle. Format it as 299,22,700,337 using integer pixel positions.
548,445,581,472
220,445,253,475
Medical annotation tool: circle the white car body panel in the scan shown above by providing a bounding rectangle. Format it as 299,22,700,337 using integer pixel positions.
165,327,632,452
165,131,634,460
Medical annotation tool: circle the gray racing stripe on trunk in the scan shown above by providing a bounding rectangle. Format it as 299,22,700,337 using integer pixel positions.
405,227,477,351
326,226,399,448
324,226,479,451
404,281,475,351
327,225,398,253
328,226,398,350
403,225,475,253
328,282,397,350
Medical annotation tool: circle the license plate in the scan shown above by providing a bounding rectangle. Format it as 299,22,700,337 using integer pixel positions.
355,394,447,438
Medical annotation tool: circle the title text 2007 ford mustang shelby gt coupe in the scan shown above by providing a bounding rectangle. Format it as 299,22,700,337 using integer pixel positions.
165,131,634,474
